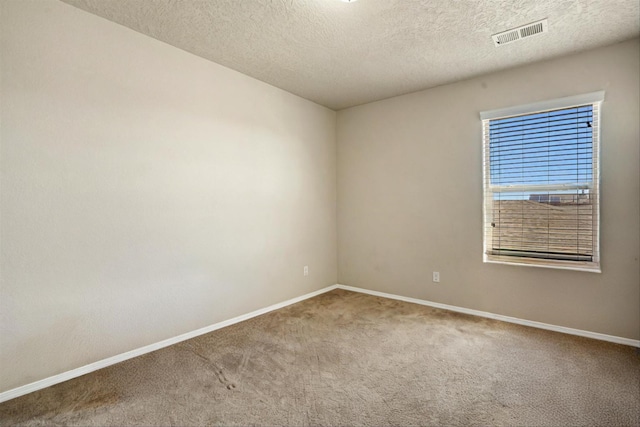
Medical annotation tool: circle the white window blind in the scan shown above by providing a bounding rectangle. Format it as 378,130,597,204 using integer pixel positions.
481,92,603,272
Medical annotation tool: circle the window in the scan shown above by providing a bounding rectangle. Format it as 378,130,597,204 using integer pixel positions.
481,92,603,272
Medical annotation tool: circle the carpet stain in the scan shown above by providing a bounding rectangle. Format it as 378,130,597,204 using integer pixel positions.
72,392,120,410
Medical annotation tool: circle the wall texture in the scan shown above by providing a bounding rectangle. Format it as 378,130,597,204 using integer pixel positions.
0,0,336,392
338,38,640,340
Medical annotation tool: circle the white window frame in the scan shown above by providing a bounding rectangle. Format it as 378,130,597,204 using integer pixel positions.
481,91,604,272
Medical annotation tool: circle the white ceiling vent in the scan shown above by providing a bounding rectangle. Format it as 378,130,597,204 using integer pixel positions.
492,19,548,47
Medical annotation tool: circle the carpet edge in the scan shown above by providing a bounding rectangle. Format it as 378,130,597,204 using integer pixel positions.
336,284,640,348
0,284,339,403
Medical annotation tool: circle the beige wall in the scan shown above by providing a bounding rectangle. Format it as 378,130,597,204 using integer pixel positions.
0,0,337,392
338,38,640,340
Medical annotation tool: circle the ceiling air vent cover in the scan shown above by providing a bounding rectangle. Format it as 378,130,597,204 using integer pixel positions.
492,19,548,47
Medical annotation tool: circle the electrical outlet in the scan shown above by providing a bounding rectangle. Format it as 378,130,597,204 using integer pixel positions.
304,266,309,276
432,271,440,283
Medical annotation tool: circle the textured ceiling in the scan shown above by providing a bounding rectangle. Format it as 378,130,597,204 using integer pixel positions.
60,0,639,110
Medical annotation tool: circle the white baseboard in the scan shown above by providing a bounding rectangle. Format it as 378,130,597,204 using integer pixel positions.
335,284,640,348
3,282,637,404
0,284,339,404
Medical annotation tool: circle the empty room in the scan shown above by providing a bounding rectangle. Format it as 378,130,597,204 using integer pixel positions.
1,0,639,425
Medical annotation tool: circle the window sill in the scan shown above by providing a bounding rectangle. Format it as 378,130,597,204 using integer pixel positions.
484,255,601,273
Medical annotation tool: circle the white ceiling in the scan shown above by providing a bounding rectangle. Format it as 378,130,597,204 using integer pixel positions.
60,0,639,110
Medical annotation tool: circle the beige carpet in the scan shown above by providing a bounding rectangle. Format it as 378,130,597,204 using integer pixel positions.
1,289,639,426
